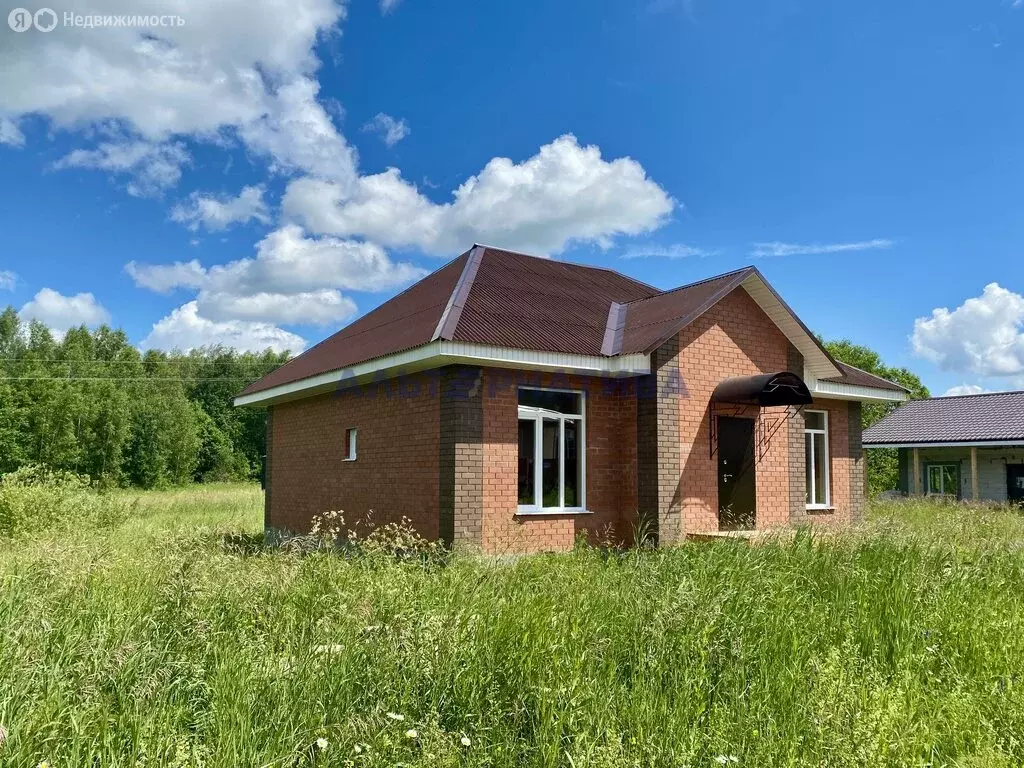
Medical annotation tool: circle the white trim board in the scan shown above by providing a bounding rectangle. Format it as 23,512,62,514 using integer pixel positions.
234,341,651,407
806,375,908,403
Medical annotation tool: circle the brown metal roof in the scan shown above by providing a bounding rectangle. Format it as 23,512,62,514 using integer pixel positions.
240,246,905,398
448,247,656,355
823,362,909,393
239,251,468,396
619,268,754,354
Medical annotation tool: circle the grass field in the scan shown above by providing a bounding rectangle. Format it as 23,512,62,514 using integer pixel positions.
2,484,1024,767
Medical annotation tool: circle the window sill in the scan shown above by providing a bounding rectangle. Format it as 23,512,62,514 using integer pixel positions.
806,505,835,513
342,457,357,462
516,507,593,517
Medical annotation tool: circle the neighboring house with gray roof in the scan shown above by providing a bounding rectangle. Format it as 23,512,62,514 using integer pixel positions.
863,391,1024,503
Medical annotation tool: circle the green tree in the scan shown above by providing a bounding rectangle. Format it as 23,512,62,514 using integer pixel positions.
823,339,930,495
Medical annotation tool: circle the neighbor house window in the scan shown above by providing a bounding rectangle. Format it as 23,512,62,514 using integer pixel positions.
517,388,585,512
805,410,830,508
344,428,357,461
926,464,959,498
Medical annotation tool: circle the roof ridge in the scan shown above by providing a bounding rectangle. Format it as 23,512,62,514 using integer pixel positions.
432,245,484,340
931,389,1024,400
473,243,660,294
622,266,756,307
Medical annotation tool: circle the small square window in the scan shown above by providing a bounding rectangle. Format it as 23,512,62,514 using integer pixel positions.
344,428,357,461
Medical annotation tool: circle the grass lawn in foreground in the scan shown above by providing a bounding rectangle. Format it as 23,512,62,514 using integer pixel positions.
1,484,1023,767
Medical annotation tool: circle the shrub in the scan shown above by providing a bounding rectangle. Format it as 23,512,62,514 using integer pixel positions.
0,464,131,537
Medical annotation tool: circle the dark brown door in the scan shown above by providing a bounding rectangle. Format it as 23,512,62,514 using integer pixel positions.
1008,465,1024,505
718,417,756,530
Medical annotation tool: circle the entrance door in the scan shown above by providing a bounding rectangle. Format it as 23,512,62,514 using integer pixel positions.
1008,465,1024,505
718,417,756,530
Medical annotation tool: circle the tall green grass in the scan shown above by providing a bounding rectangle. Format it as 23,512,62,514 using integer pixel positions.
1,487,1023,767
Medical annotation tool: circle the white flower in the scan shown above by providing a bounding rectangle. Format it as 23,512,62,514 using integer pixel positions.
460,736,471,747
714,757,739,765
314,644,344,655
354,743,363,754
405,729,419,739
316,737,329,751
387,712,405,721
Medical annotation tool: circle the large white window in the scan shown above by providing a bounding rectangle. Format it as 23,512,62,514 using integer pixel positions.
805,410,830,508
517,388,585,513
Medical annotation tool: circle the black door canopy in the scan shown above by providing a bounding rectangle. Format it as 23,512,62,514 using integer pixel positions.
712,371,812,407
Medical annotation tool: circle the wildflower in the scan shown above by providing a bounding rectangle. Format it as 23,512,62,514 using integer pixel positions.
386,712,405,721
405,729,419,739
38,762,51,768
316,737,329,751
714,757,739,765
314,644,344,655
354,744,363,754
460,736,471,747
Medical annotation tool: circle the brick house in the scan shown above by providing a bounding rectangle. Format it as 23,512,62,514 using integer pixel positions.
236,245,907,552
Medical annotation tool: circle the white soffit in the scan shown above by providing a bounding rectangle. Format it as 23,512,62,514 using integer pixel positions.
234,341,651,407
740,273,841,380
806,375,908,403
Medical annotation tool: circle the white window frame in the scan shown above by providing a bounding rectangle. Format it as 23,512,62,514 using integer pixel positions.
516,387,587,514
925,463,960,498
805,410,831,509
344,427,357,461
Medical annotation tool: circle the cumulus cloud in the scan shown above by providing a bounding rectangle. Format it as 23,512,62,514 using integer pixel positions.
0,0,354,187
171,185,271,231
196,289,356,326
0,118,24,147
124,259,207,294
283,134,675,257
0,271,15,291
621,243,714,259
380,0,403,13
54,140,191,197
19,288,111,336
912,283,1024,378
128,224,424,328
750,239,893,258
140,301,307,354
942,384,991,397
361,112,409,147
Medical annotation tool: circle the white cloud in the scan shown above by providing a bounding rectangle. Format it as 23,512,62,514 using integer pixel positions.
141,301,306,354
196,289,356,326
361,112,409,147
19,288,111,336
621,243,714,259
0,118,24,147
750,239,893,258
0,0,353,185
380,0,403,13
942,384,991,397
127,225,425,326
912,282,1024,378
54,140,191,197
124,259,207,294
0,271,15,291
282,134,675,257
171,185,271,231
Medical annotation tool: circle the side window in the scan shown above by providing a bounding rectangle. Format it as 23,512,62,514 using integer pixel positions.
344,428,357,461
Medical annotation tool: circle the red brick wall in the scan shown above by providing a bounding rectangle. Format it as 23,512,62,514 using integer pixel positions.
803,397,861,525
267,379,440,538
673,287,794,533
480,369,638,554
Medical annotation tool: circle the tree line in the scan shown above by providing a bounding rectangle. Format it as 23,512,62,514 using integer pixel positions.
0,307,288,488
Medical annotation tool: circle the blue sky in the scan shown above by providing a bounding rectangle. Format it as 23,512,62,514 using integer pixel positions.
1,0,1023,396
